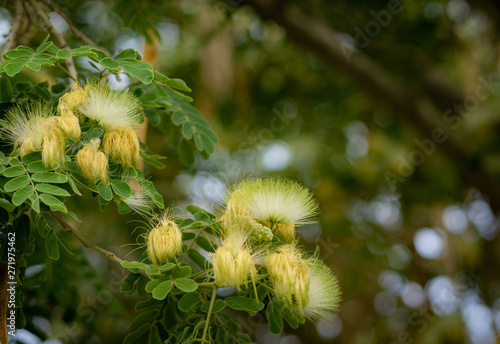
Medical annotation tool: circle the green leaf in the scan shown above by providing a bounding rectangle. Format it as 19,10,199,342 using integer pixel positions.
31,197,40,213
166,78,191,92
135,298,161,311
4,175,30,192
196,236,216,253
173,266,192,279
3,166,25,177
129,309,158,329
118,201,132,214
0,77,13,102
178,292,202,312
186,204,207,215
225,297,265,313
267,301,284,335
45,230,60,260
148,325,162,344
97,182,113,201
111,179,132,198
188,249,213,269
27,161,55,173
123,323,150,344
39,194,67,213
121,260,149,271
12,184,34,206
201,299,226,313
121,273,141,293
158,262,175,271
32,172,68,183
82,127,104,142
178,139,195,165
145,278,165,293
152,280,174,300
35,184,71,197
0,198,16,212
57,234,74,255
174,278,198,292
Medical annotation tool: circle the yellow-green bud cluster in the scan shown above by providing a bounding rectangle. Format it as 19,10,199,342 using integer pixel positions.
147,214,183,266
102,125,140,169
75,138,108,185
216,177,341,322
266,244,311,313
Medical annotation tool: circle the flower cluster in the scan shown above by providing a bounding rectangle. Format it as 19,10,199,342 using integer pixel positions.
0,83,143,179
214,177,341,322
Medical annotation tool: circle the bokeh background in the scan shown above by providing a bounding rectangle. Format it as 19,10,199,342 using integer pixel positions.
3,0,500,343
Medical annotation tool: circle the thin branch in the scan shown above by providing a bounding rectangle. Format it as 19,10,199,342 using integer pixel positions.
1,0,25,59
39,0,111,56
49,212,217,289
28,0,78,81
49,212,149,278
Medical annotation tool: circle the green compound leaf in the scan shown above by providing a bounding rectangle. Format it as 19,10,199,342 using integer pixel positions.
152,280,174,300
225,297,265,313
164,88,218,158
99,49,154,83
0,36,56,77
174,278,198,292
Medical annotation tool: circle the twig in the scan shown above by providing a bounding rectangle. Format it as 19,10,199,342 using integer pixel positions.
49,212,149,278
201,286,218,343
49,212,217,290
1,0,25,60
39,0,111,57
28,0,78,81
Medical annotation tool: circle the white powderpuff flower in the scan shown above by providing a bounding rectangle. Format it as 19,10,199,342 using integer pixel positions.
222,178,319,242
77,83,141,128
303,260,341,321
226,178,319,226
1,102,55,153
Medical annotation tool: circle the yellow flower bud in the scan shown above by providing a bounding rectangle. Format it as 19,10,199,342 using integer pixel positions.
56,108,81,140
20,137,39,157
147,214,183,266
59,83,86,110
102,125,140,169
213,245,255,289
42,130,65,168
266,244,311,314
76,138,109,185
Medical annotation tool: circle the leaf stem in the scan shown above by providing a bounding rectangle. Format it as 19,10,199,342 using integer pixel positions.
201,286,218,344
